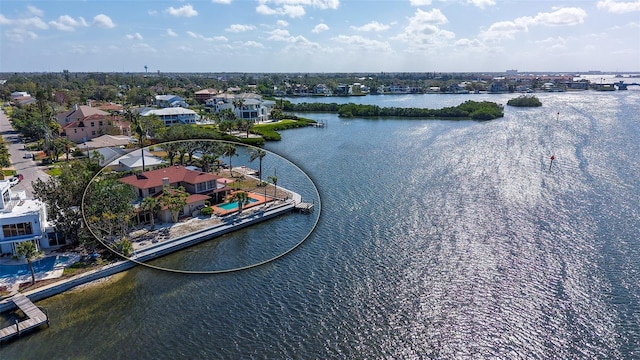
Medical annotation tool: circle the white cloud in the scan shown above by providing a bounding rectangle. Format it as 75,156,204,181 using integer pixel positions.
131,43,157,53
530,7,587,26
126,32,144,40
93,14,115,28
351,21,390,32
27,5,44,17
167,28,178,37
467,0,495,8
241,40,264,47
166,4,198,17
536,36,567,50
187,31,228,42
49,15,88,31
148,10,158,16
410,0,432,5
267,28,293,41
265,28,323,53
212,0,232,3
331,34,392,52
226,24,256,32
257,4,306,17
256,0,339,17
454,38,487,50
394,8,449,44
277,20,289,27
312,23,329,33
480,7,587,41
597,0,640,13
5,29,38,42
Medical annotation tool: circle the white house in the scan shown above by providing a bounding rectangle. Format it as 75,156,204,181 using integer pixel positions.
140,107,198,126
0,181,53,255
205,93,274,123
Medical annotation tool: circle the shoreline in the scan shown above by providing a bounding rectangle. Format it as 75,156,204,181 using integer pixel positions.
0,189,303,313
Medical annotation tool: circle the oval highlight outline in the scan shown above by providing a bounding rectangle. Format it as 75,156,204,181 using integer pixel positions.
81,139,321,274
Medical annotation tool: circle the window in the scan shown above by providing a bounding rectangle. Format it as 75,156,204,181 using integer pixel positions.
91,131,96,136
3,222,34,238
196,182,206,192
91,122,95,127
148,187,156,195
74,129,77,133
206,180,215,189
99,121,103,126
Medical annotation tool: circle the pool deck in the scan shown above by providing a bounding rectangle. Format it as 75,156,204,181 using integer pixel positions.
211,192,270,216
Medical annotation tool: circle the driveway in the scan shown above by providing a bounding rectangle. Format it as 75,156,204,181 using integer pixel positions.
0,108,51,197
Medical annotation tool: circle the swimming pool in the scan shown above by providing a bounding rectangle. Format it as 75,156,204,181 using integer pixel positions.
216,198,259,211
0,255,69,279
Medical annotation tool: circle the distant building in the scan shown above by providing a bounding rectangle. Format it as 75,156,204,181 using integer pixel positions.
56,105,129,143
0,181,56,255
154,95,188,108
205,93,274,123
194,89,219,103
140,107,198,126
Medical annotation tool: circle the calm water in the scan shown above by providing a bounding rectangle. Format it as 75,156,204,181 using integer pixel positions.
2,91,639,359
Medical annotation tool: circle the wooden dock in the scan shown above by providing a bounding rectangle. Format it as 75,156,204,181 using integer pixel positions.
294,201,315,214
0,294,49,343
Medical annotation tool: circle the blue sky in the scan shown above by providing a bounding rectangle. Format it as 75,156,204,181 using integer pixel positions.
1,0,639,73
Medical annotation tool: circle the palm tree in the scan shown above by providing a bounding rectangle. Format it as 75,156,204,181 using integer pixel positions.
222,144,237,177
248,147,267,183
140,196,159,229
16,241,41,285
129,110,146,172
268,173,278,200
230,191,250,213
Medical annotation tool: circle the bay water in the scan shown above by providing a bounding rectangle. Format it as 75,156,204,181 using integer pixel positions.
2,90,639,359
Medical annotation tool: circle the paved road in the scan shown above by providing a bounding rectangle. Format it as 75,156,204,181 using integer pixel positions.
0,108,51,197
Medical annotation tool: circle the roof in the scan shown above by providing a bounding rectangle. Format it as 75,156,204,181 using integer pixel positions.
119,165,220,190
141,108,196,116
57,105,109,123
195,88,218,95
155,94,182,101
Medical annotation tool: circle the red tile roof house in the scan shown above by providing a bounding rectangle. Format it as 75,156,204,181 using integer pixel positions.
56,105,130,143
60,114,130,143
119,165,230,224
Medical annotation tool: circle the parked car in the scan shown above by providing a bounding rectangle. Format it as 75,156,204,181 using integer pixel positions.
9,177,19,187
23,153,33,159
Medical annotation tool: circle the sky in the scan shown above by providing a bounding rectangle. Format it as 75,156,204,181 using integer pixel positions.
1,0,639,73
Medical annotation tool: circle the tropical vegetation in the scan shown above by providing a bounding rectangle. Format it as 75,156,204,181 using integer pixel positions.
506,95,542,107
280,100,504,120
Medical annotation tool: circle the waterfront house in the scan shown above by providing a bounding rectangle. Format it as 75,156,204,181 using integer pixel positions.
140,107,198,126
0,181,55,255
119,165,230,223
205,93,274,123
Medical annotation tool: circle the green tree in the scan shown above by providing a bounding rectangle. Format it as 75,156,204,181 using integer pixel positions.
159,185,189,222
140,196,160,229
84,176,136,241
15,241,41,285
248,147,267,183
268,174,278,200
222,143,237,177
32,160,97,247
229,191,250,213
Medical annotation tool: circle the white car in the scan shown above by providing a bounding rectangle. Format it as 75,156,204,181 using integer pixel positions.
9,177,19,187
23,153,33,159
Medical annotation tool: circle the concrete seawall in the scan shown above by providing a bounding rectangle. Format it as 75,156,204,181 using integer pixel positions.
0,201,295,313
